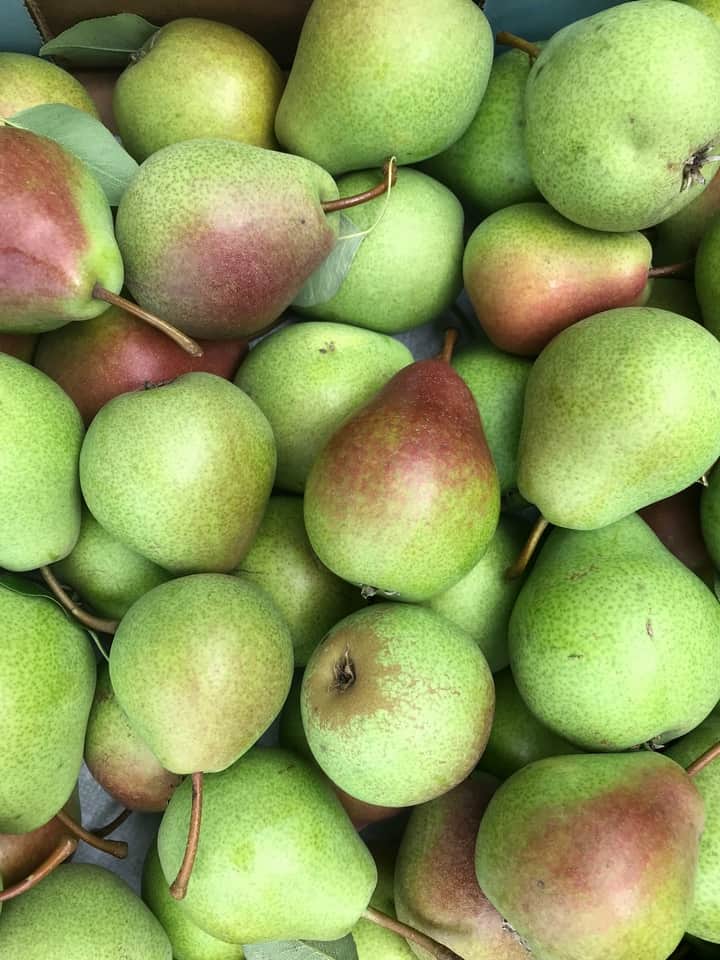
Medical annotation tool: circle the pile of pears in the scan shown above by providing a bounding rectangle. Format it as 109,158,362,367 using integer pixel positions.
5,0,720,958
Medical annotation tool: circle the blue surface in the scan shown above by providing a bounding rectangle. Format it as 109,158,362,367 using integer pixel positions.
0,0,42,52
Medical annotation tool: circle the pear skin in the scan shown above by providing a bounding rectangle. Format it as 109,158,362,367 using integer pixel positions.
654,166,720,264
0,332,36,362
0,53,98,121
0,786,80,887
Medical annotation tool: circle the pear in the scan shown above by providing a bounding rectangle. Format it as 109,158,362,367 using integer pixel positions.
301,603,494,807
0,579,95,833
422,48,539,216
641,484,713,584
654,167,720,264
80,373,275,574
115,139,339,339
352,843,415,960
644,277,701,321
427,516,531,673
0,786,80,887
701,469,720,573
0,863,172,959
114,18,284,161
235,495,362,665
0,332,36,361
0,52,98,121
304,340,500,601
693,212,720,339
525,0,720,232
157,747,377,943
395,773,530,960
475,752,705,960
275,0,493,174
478,670,577,781
301,169,464,334
1,354,84,570
463,203,652,355
679,0,720,25
509,514,720,751
518,307,720,529
85,665,181,812
236,321,411,492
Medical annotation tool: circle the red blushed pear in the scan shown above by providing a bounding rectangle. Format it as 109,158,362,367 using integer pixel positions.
0,787,80,888
0,333,36,362
463,202,652,356
304,330,500,601
640,484,714,586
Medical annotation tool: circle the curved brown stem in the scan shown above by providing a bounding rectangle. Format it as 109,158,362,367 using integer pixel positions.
438,328,459,365
169,772,203,901
687,739,720,778
322,158,397,213
92,285,203,358
363,907,463,960
0,837,77,902
55,809,128,859
496,31,541,62
505,516,550,580
39,566,118,635
647,261,693,278
93,807,132,838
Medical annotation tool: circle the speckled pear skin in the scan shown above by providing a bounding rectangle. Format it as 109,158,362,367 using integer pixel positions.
525,0,720,232
110,575,293,775
301,603,495,807
235,496,363,666
158,748,377,944
0,785,80,887
475,752,704,960
654,167,720,264
0,864,172,959
452,346,531,495
644,278,701,321
85,665,181,812
679,0,720,24
352,844,415,960
428,516,529,673
0,354,84,570
275,0,493,175
302,169,463,334
395,774,529,960
478,670,577,781
116,139,339,339
236,321,411,492
0,583,95,833
509,514,720,751
80,373,275,574
0,127,123,332
518,307,720,529
423,49,539,216
114,18,284,162
304,357,500,601
142,841,245,960
693,214,720,339
463,203,652,356
0,53,98,121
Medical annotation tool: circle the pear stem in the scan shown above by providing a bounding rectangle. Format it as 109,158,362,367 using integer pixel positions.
686,740,720,778
647,261,693,278
39,566,119,635
321,158,398,213
91,284,204,358
55,809,128,859
439,328,459,364
169,772,203,901
93,807,132,838
363,907,464,960
505,516,550,580
0,837,77,903
496,31,541,62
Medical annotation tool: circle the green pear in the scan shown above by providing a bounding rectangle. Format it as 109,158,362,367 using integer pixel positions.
115,139,339,339
667,715,720,943
0,863,172,959
236,321,411,492
54,505,171,619
463,203,652,355
518,307,720,529
275,0,493,174
701,469,720,570
80,373,275,574
352,844,415,960
452,345,531,495
644,277,701,320
478,670,578,780
525,0,720,232
110,574,293,774
1,354,84,570
509,514,720,751
0,578,95,833
85,665,181,812
679,0,720,25
235,495,362,665
653,167,720,264
114,18,284,161
143,841,245,960
693,212,720,338
0,786,80,887
157,747,377,943
301,603,494,806
0,53,98,121
475,752,704,960
427,516,530,673
301,169,463,334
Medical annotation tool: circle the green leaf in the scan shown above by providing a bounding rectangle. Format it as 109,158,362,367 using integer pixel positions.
39,14,158,68
292,214,364,308
0,573,57,601
6,104,138,205
243,936,358,960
